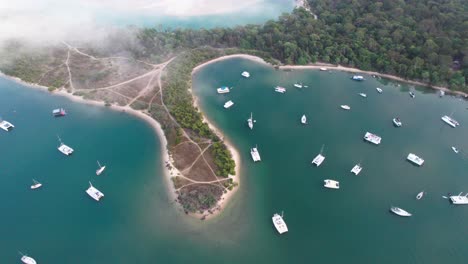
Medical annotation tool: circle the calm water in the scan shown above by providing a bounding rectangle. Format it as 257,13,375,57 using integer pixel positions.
191,58,468,263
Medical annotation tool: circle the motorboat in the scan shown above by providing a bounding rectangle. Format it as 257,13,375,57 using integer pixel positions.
324,179,339,189
359,93,367,98
272,212,288,234
250,146,261,162
30,179,42,190
350,164,362,175
340,105,351,110
407,153,424,166
376,87,383,93
364,132,381,145
96,160,106,176
390,206,412,217
441,115,459,128
274,86,286,93
247,112,254,130
409,91,415,98
393,117,402,127
452,146,459,153
416,191,424,200
352,75,364,81
0,120,14,131
86,182,104,201
52,108,66,117
223,100,234,109
320,67,328,71
241,71,250,78
449,192,468,205
439,90,445,97
293,83,303,88
301,115,307,124
21,254,37,264
216,86,230,94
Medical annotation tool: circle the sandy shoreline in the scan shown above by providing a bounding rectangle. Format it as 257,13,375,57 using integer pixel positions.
0,72,178,205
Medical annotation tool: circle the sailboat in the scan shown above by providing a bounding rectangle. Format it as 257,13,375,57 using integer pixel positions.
301,115,307,124
19,252,37,264
96,160,106,176
30,179,42,190
416,191,424,200
247,112,255,130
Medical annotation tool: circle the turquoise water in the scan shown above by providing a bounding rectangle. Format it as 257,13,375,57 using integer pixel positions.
191,58,468,263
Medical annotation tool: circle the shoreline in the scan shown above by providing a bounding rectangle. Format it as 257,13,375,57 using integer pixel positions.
0,72,179,207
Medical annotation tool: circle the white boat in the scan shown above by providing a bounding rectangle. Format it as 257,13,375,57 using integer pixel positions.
340,105,351,110
21,255,37,264
30,179,42,190
452,146,459,153
407,153,424,166
352,75,364,81
223,100,234,109
376,87,383,93
393,117,402,127
274,86,286,93
250,146,261,162
96,160,106,176
0,120,14,131
390,206,412,217
441,115,459,128
439,90,445,97
86,181,104,201
320,67,328,71
409,91,415,98
350,164,362,175
359,93,367,98
449,192,468,205
294,83,303,88
216,86,230,94
57,136,74,156
416,191,424,200
364,132,381,145
241,71,250,78
324,179,339,189
52,108,66,117
272,212,288,234
247,112,254,130
312,154,325,166
301,114,307,124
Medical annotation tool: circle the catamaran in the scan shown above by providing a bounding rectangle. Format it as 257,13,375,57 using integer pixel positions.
407,153,424,166
301,115,307,124
216,86,230,94
294,83,303,88
350,164,362,175
449,192,468,205
272,212,288,234
341,105,351,110
250,145,261,162
224,100,234,109
274,86,286,93
324,179,340,189
0,120,14,131
416,191,424,200
241,71,250,78
96,160,106,176
247,112,254,130
20,254,37,264
364,132,381,145
390,206,412,217
86,181,104,201
441,115,459,128
393,117,402,127
452,146,459,153
52,108,66,117
30,179,42,190
57,136,74,156
359,93,367,98
376,87,383,93
352,75,364,81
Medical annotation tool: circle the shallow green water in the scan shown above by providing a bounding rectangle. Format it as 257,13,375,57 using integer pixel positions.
191,58,468,263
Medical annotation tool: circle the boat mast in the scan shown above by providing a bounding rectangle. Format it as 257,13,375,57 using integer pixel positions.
320,144,325,154
97,160,102,168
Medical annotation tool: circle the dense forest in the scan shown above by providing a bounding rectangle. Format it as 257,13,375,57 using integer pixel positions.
136,0,467,91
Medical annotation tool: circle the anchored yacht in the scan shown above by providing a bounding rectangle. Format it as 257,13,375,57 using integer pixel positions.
416,191,424,200
301,115,307,124
20,254,37,264
376,87,383,93
216,86,230,94
324,179,340,189
294,83,303,88
247,112,254,130
52,108,66,117
224,100,234,109
86,181,104,201
407,153,424,166
250,146,261,162
341,105,351,110
359,93,367,98
439,90,445,97
350,164,362,175
320,67,328,71
312,154,325,166
452,146,459,153
96,161,106,176
364,132,381,145
352,75,364,81
441,115,459,128
274,86,286,93
30,179,42,190
390,206,412,217
241,71,250,78
393,117,402,127
272,212,288,234
449,192,468,205
409,91,415,98
57,136,74,156
0,120,14,131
